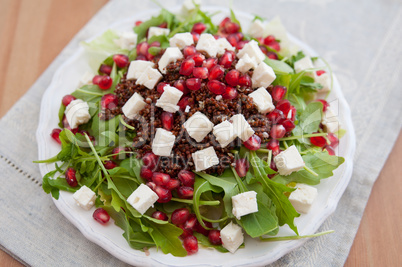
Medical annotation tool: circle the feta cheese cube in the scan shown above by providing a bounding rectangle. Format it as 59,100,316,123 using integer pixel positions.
158,47,183,74
315,72,331,92
78,71,94,87
184,111,214,142
274,145,305,176
247,19,265,39
122,92,147,120
251,62,276,88
196,33,218,57
136,66,162,89
127,184,159,215
155,85,183,113
248,87,275,114
230,114,254,141
148,27,170,40
192,146,219,172
232,191,258,219
152,128,176,157
294,56,314,77
216,38,235,55
288,183,317,214
212,120,236,148
126,60,155,80
169,32,194,49
220,222,244,253
237,40,265,64
235,53,258,73
114,31,137,50
322,108,340,133
73,185,96,210
65,99,91,129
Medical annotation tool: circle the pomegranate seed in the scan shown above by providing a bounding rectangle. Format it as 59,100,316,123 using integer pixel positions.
112,147,131,160
288,106,297,122
267,52,279,60
157,82,167,94
50,128,62,144
207,80,226,94
177,186,194,199
137,42,150,56
113,54,129,68
178,96,192,111
225,22,240,33
323,145,335,155
171,208,190,225
259,45,268,55
166,179,180,190
93,208,110,224
195,221,212,236
219,51,234,68
179,224,193,238
219,17,231,29
183,235,198,255
236,40,248,50
225,69,239,86
180,58,195,76
189,53,205,66
192,22,206,34
101,94,118,110
208,230,222,245
203,57,218,71
65,168,78,187
146,181,156,191
143,152,159,169
136,54,147,61
62,95,76,107
270,160,278,172
270,125,286,139
192,32,200,42
174,80,189,95
135,20,142,26
267,139,280,150
222,86,238,100
92,75,103,85
152,172,171,187
186,78,202,91
236,32,244,40
327,133,339,148
146,53,154,61
271,86,287,102
183,46,196,57
208,65,224,80
235,159,249,178
154,186,172,203
150,41,160,47
310,134,326,147
238,74,252,87
226,34,239,47
152,211,168,221
243,135,261,151
316,70,326,76
159,22,167,28
276,99,291,114
140,166,153,180
98,76,112,90
264,35,276,45
99,64,112,75
184,214,198,232
267,109,285,124
282,119,295,132
267,41,280,51
193,67,208,79
104,160,117,170
316,99,329,112
178,170,195,187
161,112,174,131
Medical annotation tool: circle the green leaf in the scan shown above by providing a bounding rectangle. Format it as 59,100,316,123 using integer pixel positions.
57,104,66,128
272,74,291,89
297,102,323,134
264,58,294,75
42,170,78,199
288,71,305,94
285,51,306,68
194,232,229,253
134,10,175,42
288,93,306,112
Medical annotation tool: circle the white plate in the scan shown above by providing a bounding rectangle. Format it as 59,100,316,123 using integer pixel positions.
36,6,356,267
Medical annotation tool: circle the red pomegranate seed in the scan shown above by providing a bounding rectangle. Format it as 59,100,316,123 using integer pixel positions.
152,211,169,221
195,221,212,236
288,106,296,121
157,82,167,94
92,75,103,85
166,179,180,190
316,99,329,112
135,20,142,26
184,214,198,232
225,69,239,86
267,52,279,60
136,42,150,56
174,80,189,95
203,57,218,71
271,86,287,102
267,41,280,51
152,172,171,187
276,99,291,114
193,67,208,79
236,32,244,40
178,170,195,187
62,95,76,107
143,152,159,169
101,94,118,110
113,54,129,68
226,33,239,47
225,22,240,33
259,45,268,55
270,125,286,139
207,80,226,94
208,65,224,80
219,51,234,68
282,119,295,132
192,32,200,42
93,208,110,224
186,78,202,91
104,160,117,170
98,76,112,90
327,133,339,148
99,64,112,75
208,230,222,245
270,160,278,172
219,17,231,29
140,166,153,180
159,22,167,28
267,139,280,156
146,52,154,61
267,109,285,124
178,96,192,111
236,40,248,50
150,41,160,47
310,134,327,147
65,167,78,187
264,35,276,45
323,145,335,155
235,159,249,178
50,128,62,144
183,46,196,57
154,186,172,203
243,135,261,151
177,186,194,199
238,74,252,87
222,86,238,100
146,181,156,191
189,52,205,66
171,208,190,225
192,22,206,34
179,224,193,238
112,147,130,160
316,70,326,76
136,54,147,61
183,235,198,255
161,112,174,130
180,58,195,76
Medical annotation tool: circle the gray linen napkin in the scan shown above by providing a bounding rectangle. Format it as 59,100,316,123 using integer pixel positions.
0,0,401,266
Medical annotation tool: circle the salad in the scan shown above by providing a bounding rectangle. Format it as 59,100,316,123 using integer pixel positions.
36,1,345,257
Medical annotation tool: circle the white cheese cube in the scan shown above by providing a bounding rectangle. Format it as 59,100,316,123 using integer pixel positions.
169,32,194,49
152,128,176,157
235,53,258,73
195,33,218,57
294,56,314,77
322,108,340,133
158,47,183,74
251,62,276,88
248,87,275,114
148,27,170,40
315,72,331,92
65,99,91,129
114,31,137,50
212,120,236,148
230,114,254,141
127,184,159,215
73,185,96,210
184,111,214,142
288,183,317,214
192,146,219,172
122,92,147,120
237,40,265,64
78,71,94,87
136,66,162,89
126,60,155,80
232,191,258,220
247,19,265,39
274,145,305,176
155,85,183,113
216,38,235,56
220,222,244,253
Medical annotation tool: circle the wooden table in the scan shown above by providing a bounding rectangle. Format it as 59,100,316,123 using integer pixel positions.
0,1,401,266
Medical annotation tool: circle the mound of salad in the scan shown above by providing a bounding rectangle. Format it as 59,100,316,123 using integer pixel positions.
37,1,345,257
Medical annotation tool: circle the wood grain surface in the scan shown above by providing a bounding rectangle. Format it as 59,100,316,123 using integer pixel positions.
0,0,400,266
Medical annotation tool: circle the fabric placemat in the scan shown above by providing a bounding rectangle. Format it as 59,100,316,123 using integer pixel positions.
1,0,401,266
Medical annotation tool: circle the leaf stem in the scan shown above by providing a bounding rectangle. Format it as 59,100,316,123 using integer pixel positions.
277,132,327,141
201,215,228,223
303,165,318,176
119,116,135,130
260,230,334,242
75,88,104,97
171,198,220,206
84,134,110,179
231,167,247,193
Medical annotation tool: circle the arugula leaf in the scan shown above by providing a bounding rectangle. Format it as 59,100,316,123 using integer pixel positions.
42,170,78,199
264,58,294,75
194,232,229,253
288,93,306,112
296,102,323,134
273,74,291,88
286,51,306,68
